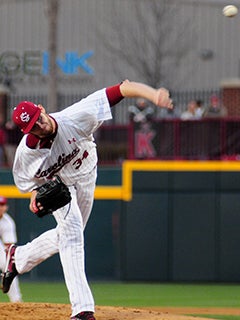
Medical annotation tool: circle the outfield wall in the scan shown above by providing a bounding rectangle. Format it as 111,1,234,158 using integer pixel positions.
1,161,240,282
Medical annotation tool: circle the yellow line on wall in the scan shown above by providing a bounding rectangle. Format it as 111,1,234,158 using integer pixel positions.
121,160,240,201
94,186,123,200
0,186,31,198
1,160,240,201
0,185,123,200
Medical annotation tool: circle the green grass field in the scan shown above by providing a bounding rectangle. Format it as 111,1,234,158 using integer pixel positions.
2,281,240,320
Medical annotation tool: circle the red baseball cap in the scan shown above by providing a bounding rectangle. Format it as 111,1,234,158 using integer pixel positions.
12,101,41,133
0,196,7,205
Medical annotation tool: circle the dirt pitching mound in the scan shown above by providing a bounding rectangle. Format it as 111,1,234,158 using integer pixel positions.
0,303,229,320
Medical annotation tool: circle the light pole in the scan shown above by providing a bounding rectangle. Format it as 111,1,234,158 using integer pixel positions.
45,0,59,113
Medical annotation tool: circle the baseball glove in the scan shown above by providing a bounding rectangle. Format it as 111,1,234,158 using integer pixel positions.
35,176,71,218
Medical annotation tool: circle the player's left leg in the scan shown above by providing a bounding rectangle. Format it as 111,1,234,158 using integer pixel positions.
75,166,97,229
53,168,97,318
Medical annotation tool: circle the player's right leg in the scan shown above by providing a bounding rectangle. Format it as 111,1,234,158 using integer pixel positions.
1,244,18,293
0,241,21,300
15,228,59,273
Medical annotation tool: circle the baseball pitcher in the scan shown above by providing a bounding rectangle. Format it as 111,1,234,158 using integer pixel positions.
1,80,172,320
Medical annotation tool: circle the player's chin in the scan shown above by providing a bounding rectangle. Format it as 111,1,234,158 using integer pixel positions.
38,131,52,138
40,126,54,137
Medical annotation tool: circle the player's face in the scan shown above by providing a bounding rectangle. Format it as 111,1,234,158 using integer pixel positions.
30,113,55,138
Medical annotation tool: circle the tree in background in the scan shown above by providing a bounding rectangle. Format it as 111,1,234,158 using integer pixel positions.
98,0,195,90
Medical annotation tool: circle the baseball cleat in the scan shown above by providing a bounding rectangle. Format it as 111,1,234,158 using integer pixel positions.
70,311,96,320
1,244,18,293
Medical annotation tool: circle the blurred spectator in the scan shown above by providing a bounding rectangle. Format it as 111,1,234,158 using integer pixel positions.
180,100,198,120
4,120,23,167
195,99,205,119
128,98,154,123
158,104,180,119
0,196,22,302
0,114,7,166
128,98,156,160
204,95,227,118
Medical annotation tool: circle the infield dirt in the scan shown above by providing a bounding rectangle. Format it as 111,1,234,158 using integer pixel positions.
1,303,239,320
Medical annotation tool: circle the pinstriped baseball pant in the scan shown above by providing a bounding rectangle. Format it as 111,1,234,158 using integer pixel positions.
15,167,97,316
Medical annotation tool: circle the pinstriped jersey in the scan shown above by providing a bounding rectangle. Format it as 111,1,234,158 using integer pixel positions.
0,213,17,244
13,88,112,192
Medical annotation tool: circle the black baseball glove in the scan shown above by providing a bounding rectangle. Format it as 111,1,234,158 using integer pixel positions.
35,176,72,218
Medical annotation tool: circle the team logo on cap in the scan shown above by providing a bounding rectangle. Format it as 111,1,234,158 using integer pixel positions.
20,112,30,123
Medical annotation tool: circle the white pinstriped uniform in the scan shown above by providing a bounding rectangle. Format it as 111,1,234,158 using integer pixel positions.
0,213,22,302
12,89,112,316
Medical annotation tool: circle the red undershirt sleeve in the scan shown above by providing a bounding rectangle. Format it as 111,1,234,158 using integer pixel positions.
26,134,39,149
106,83,124,107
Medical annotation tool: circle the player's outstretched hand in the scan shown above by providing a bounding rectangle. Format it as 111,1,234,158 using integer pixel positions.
119,79,173,109
154,88,173,109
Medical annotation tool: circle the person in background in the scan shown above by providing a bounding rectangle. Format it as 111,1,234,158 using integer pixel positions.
4,120,23,167
0,196,22,302
195,99,205,119
204,95,227,118
0,114,7,167
180,100,198,120
128,97,154,123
